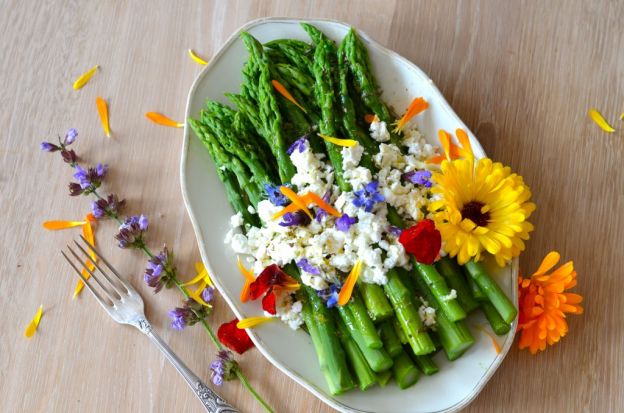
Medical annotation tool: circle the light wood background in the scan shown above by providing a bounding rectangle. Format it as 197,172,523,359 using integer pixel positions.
1,1,622,412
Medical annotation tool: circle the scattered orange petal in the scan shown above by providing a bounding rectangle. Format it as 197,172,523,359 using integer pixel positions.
279,186,313,219
455,128,474,159
393,97,429,133
42,220,86,230
72,65,99,90
438,129,452,161
272,202,300,220
96,97,110,137
364,114,379,124
24,305,43,339
146,112,183,128
338,260,363,306
588,108,615,133
478,326,501,354
188,49,209,65
74,216,97,298
271,80,307,113
237,316,275,329
305,192,341,217
317,133,357,147
237,257,255,303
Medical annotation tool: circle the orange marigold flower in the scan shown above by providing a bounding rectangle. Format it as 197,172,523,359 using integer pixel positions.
518,251,583,354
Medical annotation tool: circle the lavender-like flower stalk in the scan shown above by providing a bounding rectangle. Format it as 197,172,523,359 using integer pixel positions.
210,350,238,386
115,214,148,249
286,135,308,155
91,193,125,219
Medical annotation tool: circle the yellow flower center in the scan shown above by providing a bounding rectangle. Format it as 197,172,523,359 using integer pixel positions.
461,201,490,227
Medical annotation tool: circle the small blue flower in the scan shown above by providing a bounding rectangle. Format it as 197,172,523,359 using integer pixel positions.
352,181,385,212
335,214,357,232
263,183,289,206
279,211,311,227
73,163,107,190
403,170,432,187
138,214,149,231
297,258,320,275
286,135,308,155
317,284,341,308
64,128,78,145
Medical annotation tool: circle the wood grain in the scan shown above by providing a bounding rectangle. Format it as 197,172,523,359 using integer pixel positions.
1,0,622,412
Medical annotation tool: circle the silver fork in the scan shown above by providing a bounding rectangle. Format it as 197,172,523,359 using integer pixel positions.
62,236,239,413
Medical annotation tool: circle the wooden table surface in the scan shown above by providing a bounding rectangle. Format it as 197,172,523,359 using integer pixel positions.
1,1,622,412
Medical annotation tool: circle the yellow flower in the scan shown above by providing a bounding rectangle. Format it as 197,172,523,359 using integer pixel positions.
429,129,536,266
518,251,583,354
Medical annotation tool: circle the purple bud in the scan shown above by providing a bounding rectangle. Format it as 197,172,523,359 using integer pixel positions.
335,214,357,232
201,287,215,303
61,149,77,164
296,258,320,275
286,136,308,155
403,170,432,187
68,182,84,196
279,211,311,227
138,215,148,231
40,141,60,152
64,128,78,145
95,163,108,179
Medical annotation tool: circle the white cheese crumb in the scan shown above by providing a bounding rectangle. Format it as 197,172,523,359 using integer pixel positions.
441,289,457,302
341,144,364,170
230,212,244,228
418,298,437,327
230,234,249,254
247,205,256,214
275,293,304,330
370,120,391,142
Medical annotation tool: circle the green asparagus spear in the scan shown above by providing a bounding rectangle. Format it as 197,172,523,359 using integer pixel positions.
336,316,378,391
392,317,408,345
359,282,394,322
414,260,467,322
480,301,511,335
464,260,517,324
376,369,393,387
346,292,383,349
265,39,315,76
392,351,421,389
379,321,403,358
413,354,439,376
436,257,480,313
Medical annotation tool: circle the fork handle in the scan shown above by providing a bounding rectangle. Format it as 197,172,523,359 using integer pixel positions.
138,319,239,413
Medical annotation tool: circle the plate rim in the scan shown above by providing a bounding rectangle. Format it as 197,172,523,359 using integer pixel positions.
180,16,518,413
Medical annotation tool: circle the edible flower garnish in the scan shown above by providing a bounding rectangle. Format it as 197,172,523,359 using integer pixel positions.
210,350,237,386
317,133,358,147
402,170,432,187
249,264,299,315
145,112,183,128
272,191,340,220
427,130,462,164
144,246,174,293
237,257,255,302
286,136,308,155
314,191,332,222
588,108,615,133
95,97,110,137
237,316,275,329
337,260,363,306
352,181,385,212
74,214,97,298
279,211,311,227
188,49,208,65
296,258,320,275
429,128,536,266
218,319,255,354
305,192,340,217
91,194,125,219
318,284,341,308
72,65,98,90
42,219,87,230
364,114,379,124
279,186,313,219
24,305,44,339
181,261,212,287
263,183,289,206
169,294,213,330
115,215,148,249
399,219,441,265
518,251,583,354
392,97,429,134
335,214,357,232
272,80,307,113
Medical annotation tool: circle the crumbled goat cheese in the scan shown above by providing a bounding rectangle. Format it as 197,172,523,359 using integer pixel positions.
441,289,457,302
341,145,363,170
247,205,256,214
370,119,391,142
230,233,249,254
418,298,437,327
275,292,304,330
230,212,244,228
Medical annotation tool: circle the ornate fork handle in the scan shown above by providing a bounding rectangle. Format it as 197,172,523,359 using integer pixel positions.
137,319,239,413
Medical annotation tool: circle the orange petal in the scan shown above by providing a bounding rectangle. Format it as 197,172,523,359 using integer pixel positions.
317,133,357,147
588,108,615,132
455,128,474,159
533,251,561,276
73,65,99,90
338,260,363,306
272,80,307,113
96,97,110,137
146,112,183,128
24,305,44,338
280,186,313,219
237,316,275,329
364,114,379,123
188,49,208,65
42,220,86,230
438,129,452,161
237,257,255,303
305,192,341,217
272,202,301,220
393,97,429,133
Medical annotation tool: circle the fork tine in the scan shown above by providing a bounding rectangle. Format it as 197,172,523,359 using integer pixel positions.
78,235,135,293
61,251,111,308
67,245,119,303
72,240,125,298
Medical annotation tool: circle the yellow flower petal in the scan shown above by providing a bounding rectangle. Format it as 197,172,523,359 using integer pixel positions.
42,220,86,230
74,217,97,298
588,108,615,132
188,49,208,65
73,65,99,90
24,305,43,338
195,262,213,287
96,97,110,137
182,268,209,287
272,80,307,113
338,260,363,306
237,316,275,329
317,133,357,147
620,113,624,120
146,112,183,128
188,281,212,307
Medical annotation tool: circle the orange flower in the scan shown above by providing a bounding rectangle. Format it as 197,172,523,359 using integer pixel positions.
518,251,583,354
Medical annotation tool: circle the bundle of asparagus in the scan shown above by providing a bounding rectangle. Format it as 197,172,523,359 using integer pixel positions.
189,23,517,394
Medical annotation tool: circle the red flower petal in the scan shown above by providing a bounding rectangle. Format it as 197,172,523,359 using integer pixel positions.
249,264,299,300
262,291,277,315
399,219,441,264
217,318,255,354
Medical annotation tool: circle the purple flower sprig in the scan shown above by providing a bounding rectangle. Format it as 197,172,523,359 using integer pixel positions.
41,130,275,413
210,350,239,386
